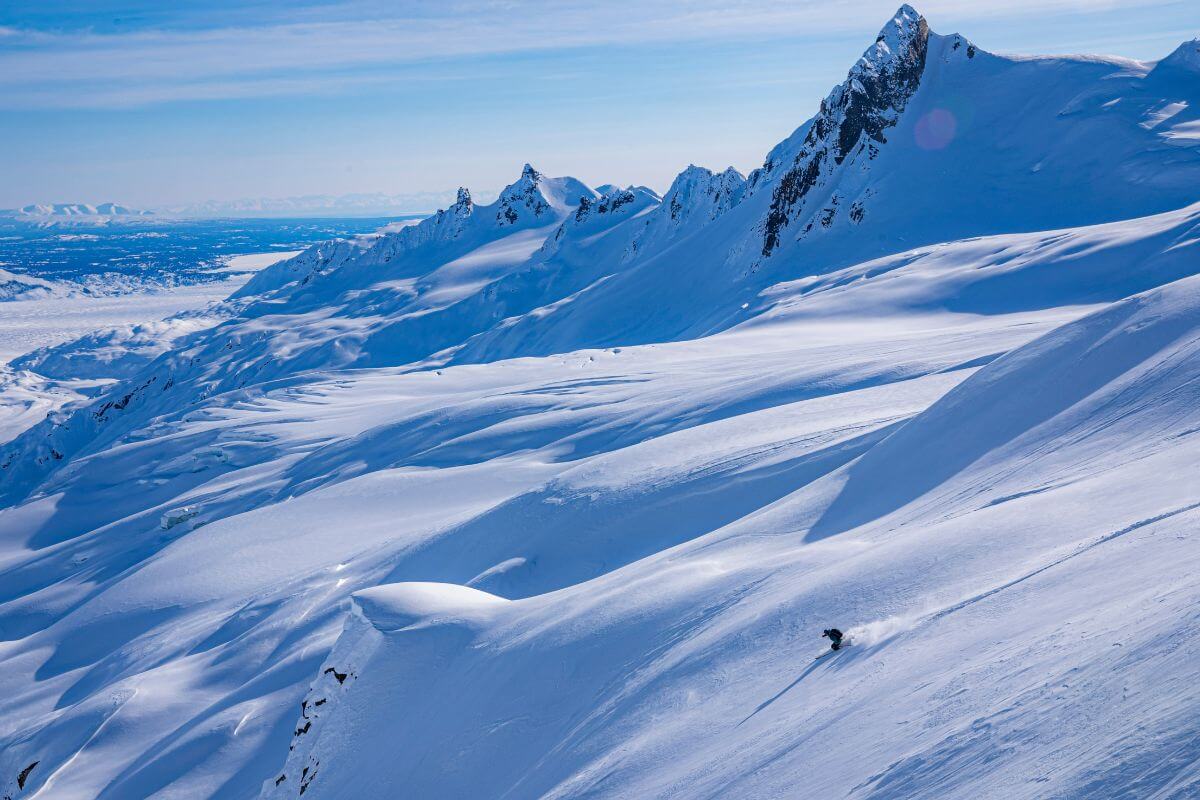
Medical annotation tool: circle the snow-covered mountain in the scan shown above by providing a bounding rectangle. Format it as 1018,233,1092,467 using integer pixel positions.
2,7,1200,800
12,203,154,217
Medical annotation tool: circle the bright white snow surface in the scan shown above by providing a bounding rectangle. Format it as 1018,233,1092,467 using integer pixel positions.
3,7,1200,800
214,251,305,275
0,283,240,364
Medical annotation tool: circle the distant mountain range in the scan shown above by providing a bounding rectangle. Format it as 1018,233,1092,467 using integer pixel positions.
158,191,469,218
7,203,154,218
2,192,491,221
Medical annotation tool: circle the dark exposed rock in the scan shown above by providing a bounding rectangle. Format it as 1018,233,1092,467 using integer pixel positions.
454,186,472,210
17,762,38,790
834,17,928,165
762,154,823,256
574,195,593,221
299,761,319,795
597,190,634,214
95,375,158,419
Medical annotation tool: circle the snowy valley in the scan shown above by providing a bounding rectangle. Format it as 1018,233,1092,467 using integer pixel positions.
2,6,1200,799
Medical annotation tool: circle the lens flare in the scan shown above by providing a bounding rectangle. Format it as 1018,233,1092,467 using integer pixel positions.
915,108,957,150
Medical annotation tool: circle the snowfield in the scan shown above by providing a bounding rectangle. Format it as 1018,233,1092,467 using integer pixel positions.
0,254,293,446
0,282,243,364
3,7,1200,800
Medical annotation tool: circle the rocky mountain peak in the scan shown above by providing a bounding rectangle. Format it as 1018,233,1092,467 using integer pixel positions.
758,5,931,257
662,165,746,223
618,166,744,263
864,5,927,71
495,164,551,226
521,163,541,182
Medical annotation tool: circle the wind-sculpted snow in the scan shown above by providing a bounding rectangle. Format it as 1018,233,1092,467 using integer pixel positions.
4,203,1200,798
253,277,1200,800
752,201,1200,321
810,273,1200,537
4,6,1200,799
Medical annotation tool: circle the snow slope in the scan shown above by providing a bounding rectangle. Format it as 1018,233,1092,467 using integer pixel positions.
0,367,97,447
2,6,1200,800
259,269,1200,800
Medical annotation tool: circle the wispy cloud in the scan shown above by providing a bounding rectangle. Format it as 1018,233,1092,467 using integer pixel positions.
0,0,1182,108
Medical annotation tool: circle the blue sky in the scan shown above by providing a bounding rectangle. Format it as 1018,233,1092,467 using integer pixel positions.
1,0,1197,210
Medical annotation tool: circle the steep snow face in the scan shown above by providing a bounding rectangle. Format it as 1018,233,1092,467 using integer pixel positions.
752,201,1200,320
0,165,618,501
5,11,1200,508
740,6,1200,269
4,199,1200,800
239,166,593,301
432,11,1200,364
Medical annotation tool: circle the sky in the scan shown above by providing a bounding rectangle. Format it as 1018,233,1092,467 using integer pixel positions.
1,0,1197,211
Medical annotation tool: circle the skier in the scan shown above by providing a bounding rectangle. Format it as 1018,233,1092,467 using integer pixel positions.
822,628,845,651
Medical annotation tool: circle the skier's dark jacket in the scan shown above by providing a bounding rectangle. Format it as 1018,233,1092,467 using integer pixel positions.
823,628,844,648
